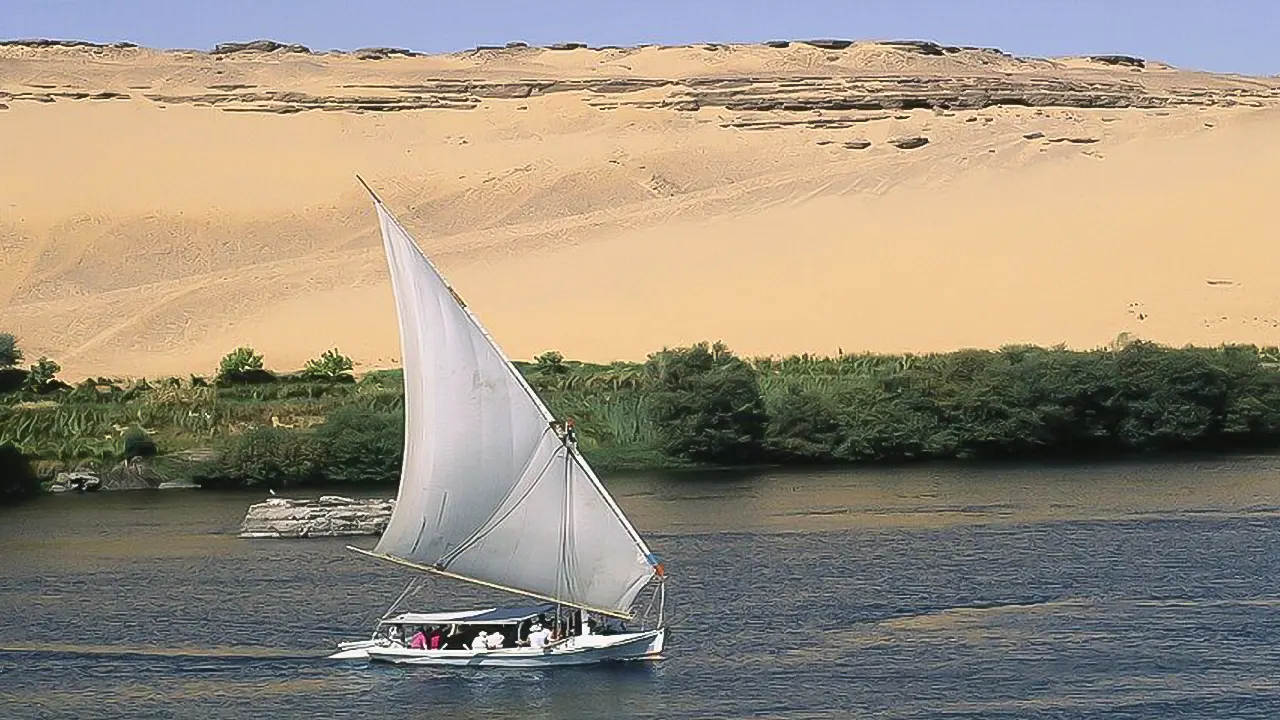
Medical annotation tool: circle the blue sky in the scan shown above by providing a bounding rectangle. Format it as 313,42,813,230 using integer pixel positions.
4,0,1277,75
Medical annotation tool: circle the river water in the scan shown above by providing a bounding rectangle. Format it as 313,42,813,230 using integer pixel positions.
3,456,1280,719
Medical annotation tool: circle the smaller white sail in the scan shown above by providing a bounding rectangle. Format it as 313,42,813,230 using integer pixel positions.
436,431,657,613
365,187,660,616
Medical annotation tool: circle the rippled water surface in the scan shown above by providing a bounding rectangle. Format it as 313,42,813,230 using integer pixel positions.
3,456,1280,719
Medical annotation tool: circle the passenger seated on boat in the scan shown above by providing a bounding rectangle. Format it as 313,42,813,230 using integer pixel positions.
442,627,467,650
409,627,428,650
528,623,552,649
470,631,490,650
386,625,404,646
484,630,505,649
427,626,443,650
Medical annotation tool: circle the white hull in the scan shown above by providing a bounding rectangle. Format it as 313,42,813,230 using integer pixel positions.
329,629,666,667
328,639,382,660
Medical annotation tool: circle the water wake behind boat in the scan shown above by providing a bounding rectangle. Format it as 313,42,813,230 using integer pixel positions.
0,642,314,661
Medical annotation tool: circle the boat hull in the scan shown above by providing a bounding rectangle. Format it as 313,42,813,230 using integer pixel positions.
332,629,666,667
327,639,382,660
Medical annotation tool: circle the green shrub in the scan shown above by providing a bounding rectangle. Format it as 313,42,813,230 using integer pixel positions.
313,405,404,484
0,367,27,394
121,426,158,459
197,427,319,489
0,442,40,503
764,385,846,462
23,357,68,394
302,348,356,383
0,333,22,368
645,341,768,464
216,346,275,385
534,351,568,374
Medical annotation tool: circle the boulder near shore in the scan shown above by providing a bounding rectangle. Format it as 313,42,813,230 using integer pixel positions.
239,496,395,538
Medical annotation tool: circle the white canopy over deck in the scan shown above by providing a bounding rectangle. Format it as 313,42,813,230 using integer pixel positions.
377,603,557,626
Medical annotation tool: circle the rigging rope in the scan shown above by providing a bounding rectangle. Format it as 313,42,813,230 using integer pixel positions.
381,577,424,619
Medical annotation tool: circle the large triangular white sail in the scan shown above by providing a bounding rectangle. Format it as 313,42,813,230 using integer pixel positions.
366,191,658,616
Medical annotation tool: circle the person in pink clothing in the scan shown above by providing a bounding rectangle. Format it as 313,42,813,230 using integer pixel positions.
408,627,428,650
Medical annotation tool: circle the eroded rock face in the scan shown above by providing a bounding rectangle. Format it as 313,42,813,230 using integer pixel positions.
1089,55,1146,69
211,40,312,55
889,136,930,149
239,496,395,538
139,71,1267,116
800,39,855,51
353,47,422,60
2,40,1275,117
0,39,138,49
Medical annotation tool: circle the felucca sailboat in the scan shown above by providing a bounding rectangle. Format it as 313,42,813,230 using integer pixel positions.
329,178,668,667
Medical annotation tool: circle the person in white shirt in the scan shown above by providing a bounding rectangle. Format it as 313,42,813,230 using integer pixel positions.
485,631,505,649
470,631,489,650
528,623,552,649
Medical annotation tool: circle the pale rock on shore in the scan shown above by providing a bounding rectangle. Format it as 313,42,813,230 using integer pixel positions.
239,495,395,538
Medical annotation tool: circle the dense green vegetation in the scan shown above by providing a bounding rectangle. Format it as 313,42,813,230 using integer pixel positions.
0,441,41,502
2,332,1280,499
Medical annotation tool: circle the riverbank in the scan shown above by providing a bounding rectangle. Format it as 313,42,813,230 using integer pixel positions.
3,339,1280,499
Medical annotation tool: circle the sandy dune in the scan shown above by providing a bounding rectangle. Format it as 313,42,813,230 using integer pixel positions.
1,39,1278,380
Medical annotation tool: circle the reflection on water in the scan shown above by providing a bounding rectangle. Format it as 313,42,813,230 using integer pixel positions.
2,456,1280,718
612,454,1280,533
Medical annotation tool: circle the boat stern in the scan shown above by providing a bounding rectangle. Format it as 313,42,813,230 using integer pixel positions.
327,639,381,660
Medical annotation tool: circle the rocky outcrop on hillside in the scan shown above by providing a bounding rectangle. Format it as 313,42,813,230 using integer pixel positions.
353,46,424,60
239,496,395,538
1,40,1276,117
1088,55,1146,69
211,40,313,55
0,38,138,49
105,73,1280,115
889,136,930,149
0,90,129,104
